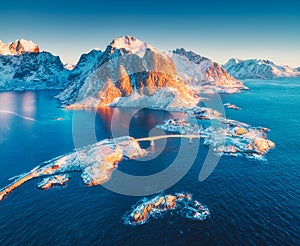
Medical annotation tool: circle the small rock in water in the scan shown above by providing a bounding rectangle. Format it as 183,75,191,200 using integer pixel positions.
224,103,241,110
123,192,210,225
53,117,64,121
37,174,70,190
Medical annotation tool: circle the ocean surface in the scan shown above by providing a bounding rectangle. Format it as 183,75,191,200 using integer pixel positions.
0,78,299,245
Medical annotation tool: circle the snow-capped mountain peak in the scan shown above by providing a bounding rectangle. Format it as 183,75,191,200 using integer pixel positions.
110,35,155,57
0,39,39,55
10,39,39,54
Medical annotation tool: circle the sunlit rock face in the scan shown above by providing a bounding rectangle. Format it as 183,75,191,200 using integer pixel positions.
58,36,198,109
0,136,147,202
123,192,210,225
8,39,40,55
224,58,300,79
171,48,247,93
0,39,39,56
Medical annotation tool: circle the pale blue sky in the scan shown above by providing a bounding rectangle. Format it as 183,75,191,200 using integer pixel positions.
1,0,299,67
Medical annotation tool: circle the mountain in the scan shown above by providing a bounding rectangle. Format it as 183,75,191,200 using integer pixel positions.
58,36,198,109
0,36,248,104
170,48,247,93
224,58,300,79
58,36,248,109
0,39,69,91
56,49,105,103
0,39,39,55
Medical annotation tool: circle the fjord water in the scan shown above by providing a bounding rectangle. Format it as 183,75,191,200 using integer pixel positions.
0,79,299,245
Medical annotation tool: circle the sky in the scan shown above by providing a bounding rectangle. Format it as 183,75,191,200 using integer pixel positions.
0,0,299,67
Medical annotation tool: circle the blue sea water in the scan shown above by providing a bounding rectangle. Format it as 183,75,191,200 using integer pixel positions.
0,78,299,245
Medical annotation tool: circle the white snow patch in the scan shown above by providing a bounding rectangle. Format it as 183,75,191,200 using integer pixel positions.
111,35,156,57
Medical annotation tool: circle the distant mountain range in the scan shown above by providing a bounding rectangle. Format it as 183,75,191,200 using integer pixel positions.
224,58,300,79
1,36,298,109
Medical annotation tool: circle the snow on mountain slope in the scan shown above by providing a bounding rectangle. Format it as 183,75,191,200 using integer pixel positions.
0,52,69,91
224,58,300,79
110,35,156,57
170,48,247,93
55,49,105,102
0,39,69,91
58,36,198,109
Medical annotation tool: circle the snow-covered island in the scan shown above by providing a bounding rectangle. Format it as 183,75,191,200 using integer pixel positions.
0,110,275,202
0,136,147,201
156,117,275,159
224,103,241,110
123,192,210,225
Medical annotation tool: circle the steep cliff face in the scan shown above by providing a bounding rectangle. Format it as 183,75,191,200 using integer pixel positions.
171,48,247,93
55,49,104,101
0,51,69,91
59,36,197,109
224,58,300,79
